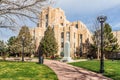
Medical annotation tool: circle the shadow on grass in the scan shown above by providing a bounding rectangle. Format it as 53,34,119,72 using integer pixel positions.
104,72,120,80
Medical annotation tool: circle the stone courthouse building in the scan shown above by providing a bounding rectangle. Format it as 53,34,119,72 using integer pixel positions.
30,7,92,57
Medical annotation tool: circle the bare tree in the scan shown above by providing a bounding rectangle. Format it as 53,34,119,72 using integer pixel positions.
0,0,52,30
90,20,101,59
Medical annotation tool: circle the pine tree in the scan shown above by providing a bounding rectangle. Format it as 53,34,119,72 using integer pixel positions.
7,36,17,55
91,23,120,58
103,23,120,58
39,26,58,57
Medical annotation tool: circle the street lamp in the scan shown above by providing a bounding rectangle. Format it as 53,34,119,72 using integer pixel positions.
97,15,107,73
22,36,25,62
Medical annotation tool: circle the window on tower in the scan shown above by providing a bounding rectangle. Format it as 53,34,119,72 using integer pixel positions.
45,14,48,27
66,32,70,41
61,23,63,26
61,32,64,52
60,16,62,19
46,14,48,19
76,24,78,29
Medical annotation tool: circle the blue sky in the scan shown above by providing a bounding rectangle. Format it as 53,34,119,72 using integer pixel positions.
1,0,120,41
54,0,120,31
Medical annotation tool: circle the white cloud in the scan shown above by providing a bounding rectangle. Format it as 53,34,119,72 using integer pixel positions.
113,23,120,28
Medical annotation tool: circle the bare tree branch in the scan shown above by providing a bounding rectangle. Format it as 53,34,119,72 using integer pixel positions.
0,0,52,30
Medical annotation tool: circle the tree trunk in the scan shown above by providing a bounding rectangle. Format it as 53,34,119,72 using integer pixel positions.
97,48,100,60
2,53,6,61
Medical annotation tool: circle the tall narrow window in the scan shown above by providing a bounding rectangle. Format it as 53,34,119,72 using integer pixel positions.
66,32,70,41
61,32,64,51
74,43,76,54
60,16,62,19
61,23,63,26
76,24,78,29
80,34,82,45
45,14,48,27
46,14,48,19
74,43,75,48
61,32,64,43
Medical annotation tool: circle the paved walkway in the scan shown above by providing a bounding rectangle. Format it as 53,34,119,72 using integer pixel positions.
44,60,112,80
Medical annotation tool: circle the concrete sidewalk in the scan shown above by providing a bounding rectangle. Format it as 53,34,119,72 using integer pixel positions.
44,60,112,80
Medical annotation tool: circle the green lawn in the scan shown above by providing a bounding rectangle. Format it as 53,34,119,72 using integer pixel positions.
0,61,58,80
69,60,120,80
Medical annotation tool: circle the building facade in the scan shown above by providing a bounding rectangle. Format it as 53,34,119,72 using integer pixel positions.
30,7,92,57
113,30,120,45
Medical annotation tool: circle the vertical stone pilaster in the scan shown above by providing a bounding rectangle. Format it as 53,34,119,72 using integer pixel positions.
70,26,74,57
54,25,61,55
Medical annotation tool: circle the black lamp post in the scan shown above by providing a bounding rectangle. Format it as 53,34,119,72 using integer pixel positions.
97,15,107,73
22,36,25,62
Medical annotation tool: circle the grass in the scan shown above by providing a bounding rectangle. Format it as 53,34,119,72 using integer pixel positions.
0,61,58,80
69,60,120,80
